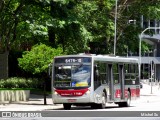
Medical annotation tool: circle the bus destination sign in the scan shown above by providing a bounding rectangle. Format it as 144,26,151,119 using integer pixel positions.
65,58,82,63
55,57,91,63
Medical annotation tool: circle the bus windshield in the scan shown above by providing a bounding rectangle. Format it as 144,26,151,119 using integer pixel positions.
54,65,91,88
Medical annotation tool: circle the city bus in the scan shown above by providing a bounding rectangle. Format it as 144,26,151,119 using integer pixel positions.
51,54,140,110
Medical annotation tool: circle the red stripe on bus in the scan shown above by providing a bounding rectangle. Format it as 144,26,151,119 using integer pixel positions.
115,88,140,98
55,88,89,97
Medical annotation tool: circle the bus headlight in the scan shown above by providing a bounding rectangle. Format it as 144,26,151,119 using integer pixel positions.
85,89,90,95
54,91,58,95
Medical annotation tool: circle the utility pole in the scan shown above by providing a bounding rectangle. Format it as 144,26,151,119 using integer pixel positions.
150,60,154,94
114,0,118,55
150,60,153,94
139,27,160,86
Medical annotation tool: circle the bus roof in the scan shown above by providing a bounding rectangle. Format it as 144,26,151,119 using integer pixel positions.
54,54,139,63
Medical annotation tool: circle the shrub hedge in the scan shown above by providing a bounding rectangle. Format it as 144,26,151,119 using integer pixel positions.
0,77,41,89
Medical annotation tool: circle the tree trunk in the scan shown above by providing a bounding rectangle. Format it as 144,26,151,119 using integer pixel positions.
0,51,9,79
48,27,56,47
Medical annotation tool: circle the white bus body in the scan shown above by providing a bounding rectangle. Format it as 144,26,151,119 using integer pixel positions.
51,54,140,110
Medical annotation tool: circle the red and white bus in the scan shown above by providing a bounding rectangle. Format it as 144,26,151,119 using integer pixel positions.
51,54,140,110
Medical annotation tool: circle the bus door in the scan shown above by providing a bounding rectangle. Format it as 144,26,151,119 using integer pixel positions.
119,64,125,100
108,64,114,100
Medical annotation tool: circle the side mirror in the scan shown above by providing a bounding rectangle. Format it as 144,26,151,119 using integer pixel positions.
96,69,99,76
48,63,52,77
94,64,99,78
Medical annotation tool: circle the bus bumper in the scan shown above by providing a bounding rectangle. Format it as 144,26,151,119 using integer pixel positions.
52,94,91,104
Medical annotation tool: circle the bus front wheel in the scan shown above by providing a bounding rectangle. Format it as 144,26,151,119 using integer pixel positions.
100,92,106,109
63,103,71,110
97,92,106,109
91,92,106,109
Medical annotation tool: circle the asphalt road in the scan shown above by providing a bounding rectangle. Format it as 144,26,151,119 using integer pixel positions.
1,82,160,119
1,82,160,111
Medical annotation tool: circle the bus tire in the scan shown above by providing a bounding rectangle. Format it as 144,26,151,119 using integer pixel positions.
91,92,106,109
124,91,131,107
118,91,131,107
99,92,106,109
63,103,71,110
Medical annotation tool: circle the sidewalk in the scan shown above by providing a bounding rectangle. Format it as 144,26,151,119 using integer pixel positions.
138,82,160,103
0,94,62,111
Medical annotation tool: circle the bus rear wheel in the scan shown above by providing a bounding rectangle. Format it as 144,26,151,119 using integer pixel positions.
63,103,71,110
125,92,131,107
118,92,131,107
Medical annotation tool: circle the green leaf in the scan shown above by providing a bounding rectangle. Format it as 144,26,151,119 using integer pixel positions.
18,43,64,74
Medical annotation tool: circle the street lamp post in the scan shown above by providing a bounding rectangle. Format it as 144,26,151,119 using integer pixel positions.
150,60,153,94
114,0,118,55
139,27,160,93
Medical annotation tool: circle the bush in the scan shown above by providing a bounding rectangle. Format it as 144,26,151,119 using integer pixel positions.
0,77,41,89
18,43,63,74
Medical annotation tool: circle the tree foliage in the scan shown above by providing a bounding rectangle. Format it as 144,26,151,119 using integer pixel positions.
1,0,160,55
115,0,160,55
18,44,63,74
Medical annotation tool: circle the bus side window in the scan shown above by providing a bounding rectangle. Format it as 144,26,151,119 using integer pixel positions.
113,63,119,84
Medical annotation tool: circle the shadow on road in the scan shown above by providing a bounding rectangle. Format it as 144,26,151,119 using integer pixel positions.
48,105,135,111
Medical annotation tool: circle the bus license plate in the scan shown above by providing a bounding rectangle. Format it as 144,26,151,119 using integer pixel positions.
68,99,76,103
